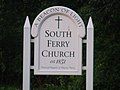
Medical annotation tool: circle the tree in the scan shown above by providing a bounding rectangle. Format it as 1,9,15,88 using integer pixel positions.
1,0,120,89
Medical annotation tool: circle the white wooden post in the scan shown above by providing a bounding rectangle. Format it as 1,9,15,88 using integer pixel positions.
23,16,31,90
86,17,94,90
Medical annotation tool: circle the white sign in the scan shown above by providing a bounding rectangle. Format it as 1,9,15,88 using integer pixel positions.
31,6,85,75
23,6,94,90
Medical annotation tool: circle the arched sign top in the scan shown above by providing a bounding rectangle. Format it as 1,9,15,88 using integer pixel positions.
31,6,85,38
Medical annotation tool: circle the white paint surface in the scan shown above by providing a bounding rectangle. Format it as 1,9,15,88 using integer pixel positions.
22,6,94,90
32,6,85,75
23,16,31,90
86,17,94,90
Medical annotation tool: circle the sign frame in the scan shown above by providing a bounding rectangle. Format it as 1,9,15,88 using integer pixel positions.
23,6,94,90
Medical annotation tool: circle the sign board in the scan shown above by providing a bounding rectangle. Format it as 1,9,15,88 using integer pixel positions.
31,6,85,75
23,6,94,90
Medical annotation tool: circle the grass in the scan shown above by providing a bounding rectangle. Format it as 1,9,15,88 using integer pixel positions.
0,85,81,90
0,86,19,90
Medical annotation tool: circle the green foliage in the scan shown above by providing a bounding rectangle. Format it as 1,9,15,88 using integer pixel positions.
0,0,120,90
0,86,19,90
88,0,120,89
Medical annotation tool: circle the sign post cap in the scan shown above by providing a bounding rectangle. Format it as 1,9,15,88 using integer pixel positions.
24,16,31,28
87,17,93,29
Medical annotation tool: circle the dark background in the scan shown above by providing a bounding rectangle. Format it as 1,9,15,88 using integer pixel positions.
0,0,120,90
